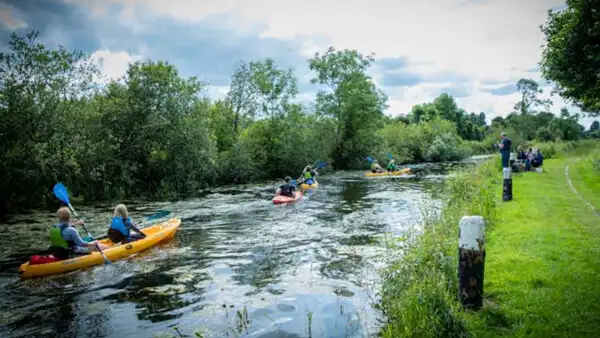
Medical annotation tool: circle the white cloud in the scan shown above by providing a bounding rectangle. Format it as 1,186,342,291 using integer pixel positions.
75,0,595,125
90,49,142,82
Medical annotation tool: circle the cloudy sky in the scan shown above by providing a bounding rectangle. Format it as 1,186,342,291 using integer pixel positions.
0,0,595,128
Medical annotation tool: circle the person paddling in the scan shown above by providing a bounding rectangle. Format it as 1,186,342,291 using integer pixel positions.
299,165,318,185
49,207,108,260
386,159,398,172
371,160,384,173
107,204,147,244
276,176,296,198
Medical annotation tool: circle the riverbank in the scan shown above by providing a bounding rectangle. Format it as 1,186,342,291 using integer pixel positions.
379,142,600,337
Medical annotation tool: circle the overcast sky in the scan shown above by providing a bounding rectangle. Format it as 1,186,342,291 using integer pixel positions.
0,0,596,128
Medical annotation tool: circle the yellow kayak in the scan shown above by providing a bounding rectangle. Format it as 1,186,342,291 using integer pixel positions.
19,218,182,278
300,180,319,191
365,168,412,177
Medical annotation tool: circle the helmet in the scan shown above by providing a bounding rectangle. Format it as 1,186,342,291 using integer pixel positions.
284,176,291,182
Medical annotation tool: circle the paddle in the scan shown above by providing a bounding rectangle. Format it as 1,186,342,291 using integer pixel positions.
53,183,111,265
87,210,172,241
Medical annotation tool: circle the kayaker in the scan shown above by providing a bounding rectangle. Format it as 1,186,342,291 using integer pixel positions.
299,165,318,185
49,207,107,260
276,176,296,198
386,159,398,172
371,160,384,173
107,204,147,244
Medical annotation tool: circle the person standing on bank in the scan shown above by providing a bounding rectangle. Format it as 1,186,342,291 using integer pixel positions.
498,132,511,168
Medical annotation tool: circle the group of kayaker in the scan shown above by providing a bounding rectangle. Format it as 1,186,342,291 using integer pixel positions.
370,158,399,173
49,203,146,260
275,164,319,198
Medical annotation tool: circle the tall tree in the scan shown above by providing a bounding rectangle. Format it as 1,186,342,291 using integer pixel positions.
540,0,600,116
513,78,552,115
0,30,98,213
308,47,387,169
226,61,259,133
250,58,298,120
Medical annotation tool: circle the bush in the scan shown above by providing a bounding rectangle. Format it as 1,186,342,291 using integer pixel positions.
380,159,497,337
380,118,472,164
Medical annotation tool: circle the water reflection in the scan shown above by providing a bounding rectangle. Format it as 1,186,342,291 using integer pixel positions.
0,157,488,337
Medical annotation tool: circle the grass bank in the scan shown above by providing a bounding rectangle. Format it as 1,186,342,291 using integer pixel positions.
379,140,600,337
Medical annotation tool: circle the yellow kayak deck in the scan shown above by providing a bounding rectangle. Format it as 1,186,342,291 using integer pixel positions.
365,168,412,177
19,218,182,278
300,181,319,191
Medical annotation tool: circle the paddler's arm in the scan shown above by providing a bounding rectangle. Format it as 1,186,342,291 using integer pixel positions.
134,224,147,237
127,220,146,237
64,225,99,248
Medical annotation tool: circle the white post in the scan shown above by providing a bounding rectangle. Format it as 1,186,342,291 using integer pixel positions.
458,216,486,310
502,167,513,201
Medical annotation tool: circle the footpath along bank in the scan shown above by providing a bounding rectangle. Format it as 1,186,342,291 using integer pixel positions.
379,141,600,337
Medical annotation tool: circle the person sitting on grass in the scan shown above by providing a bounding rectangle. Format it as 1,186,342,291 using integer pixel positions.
107,204,147,244
531,148,544,169
49,207,108,260
516,146,527,160
276,176,296,198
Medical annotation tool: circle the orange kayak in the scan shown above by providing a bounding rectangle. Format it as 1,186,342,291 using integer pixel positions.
272,191,304,204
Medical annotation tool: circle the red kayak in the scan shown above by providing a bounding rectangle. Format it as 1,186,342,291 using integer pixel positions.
272,191,304,204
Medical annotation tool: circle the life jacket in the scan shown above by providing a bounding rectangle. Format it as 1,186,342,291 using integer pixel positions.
49,223,75,249
49,223,76,260
280,184,295,197
303,171,313,179
109,216,132,243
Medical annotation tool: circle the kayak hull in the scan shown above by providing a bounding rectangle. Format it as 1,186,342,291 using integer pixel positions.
365,168,412,177
19,218,182,279
300,181,319,191
272,191,304,204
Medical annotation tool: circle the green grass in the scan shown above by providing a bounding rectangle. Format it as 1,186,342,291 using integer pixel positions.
473,157,600,337
570,150,600,211
380,143,600,338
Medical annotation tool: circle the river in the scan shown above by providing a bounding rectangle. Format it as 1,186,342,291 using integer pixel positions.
0,157,488,338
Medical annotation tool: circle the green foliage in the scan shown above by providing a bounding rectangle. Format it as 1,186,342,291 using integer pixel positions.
308,47,387,169
0,30,593,215
380,118,477,164
380,159,498,338
540,0,600,115
514,78,552,115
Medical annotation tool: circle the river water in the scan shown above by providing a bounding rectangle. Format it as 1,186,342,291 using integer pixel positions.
0,157,487,338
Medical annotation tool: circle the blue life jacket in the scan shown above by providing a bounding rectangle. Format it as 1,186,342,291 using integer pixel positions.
110,216,132,239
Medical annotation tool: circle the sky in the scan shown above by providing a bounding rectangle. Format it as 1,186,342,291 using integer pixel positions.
0,0,596,128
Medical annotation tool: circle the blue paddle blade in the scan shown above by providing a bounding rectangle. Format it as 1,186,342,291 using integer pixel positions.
317,161,328,169
386,153,393,160
146,210,171,221
53,183,70,205
366,156,374,163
